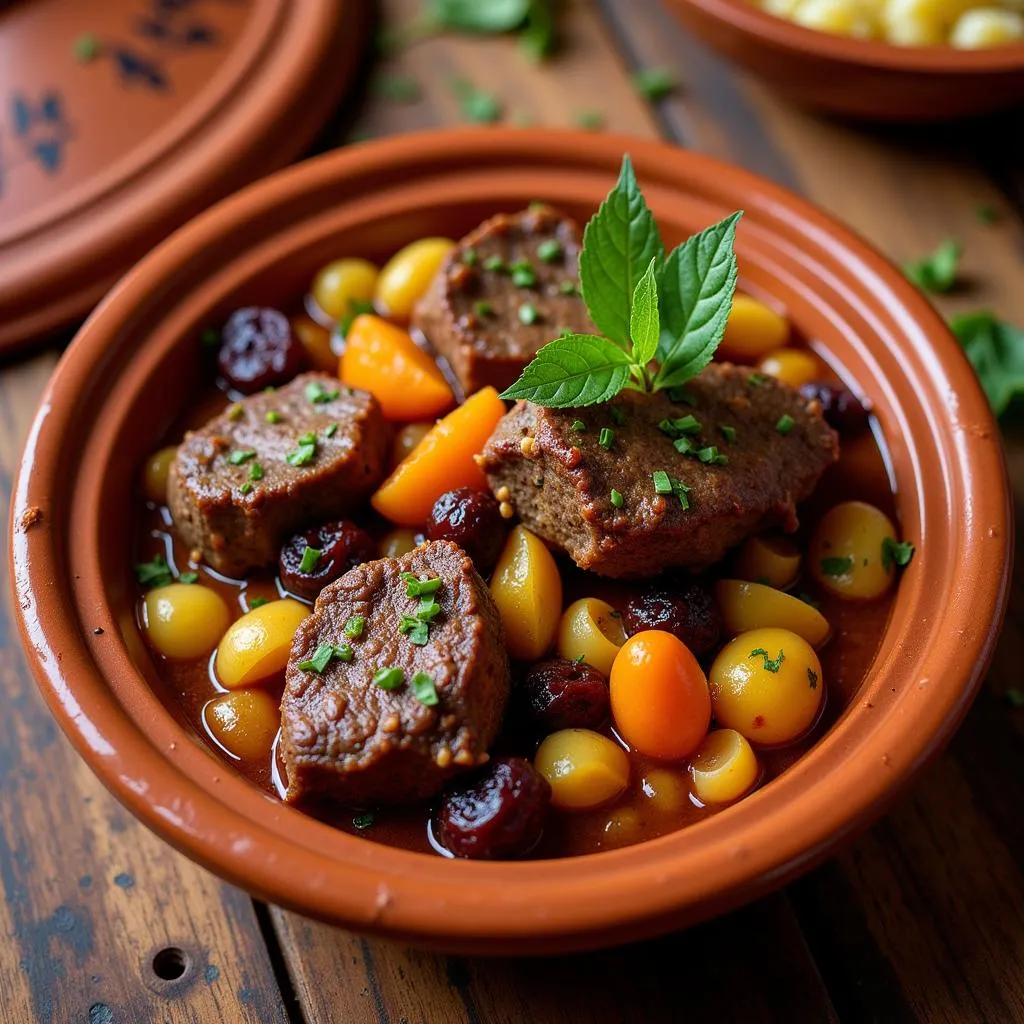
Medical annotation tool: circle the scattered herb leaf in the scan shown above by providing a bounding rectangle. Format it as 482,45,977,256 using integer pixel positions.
821,556,854,577
324,423,339,439
135,555,173,589
298,546,322,574
904,239,961,294
373,666,405,691
598,426,615,450
178,571,199,585
570,419,587,432
537,239,562,264
344,615,366,640
411,671,440,706
286,441,317,467
265,410,282,424
400,573,443,598
720,424,737,443
518,303,539,325
776,414,795,435
632,67,676,101
950,310,1024,418
881,537,915,572
306,380,340,404
610,488,624,508
652,470,672,495
298,643,353,673
399,616,430,645
249,596,269,609
474,301,494,317
750,647,785,673
228,449,256,465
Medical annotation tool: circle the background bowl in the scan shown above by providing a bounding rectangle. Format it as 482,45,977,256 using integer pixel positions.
664,0,1024,120
10,129,1010,954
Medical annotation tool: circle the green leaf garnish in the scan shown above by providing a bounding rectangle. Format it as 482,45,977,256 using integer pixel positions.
450,77,502,123
298,546,322,574
633,67,676,102
344,615,365,640
228,449,256,465
821,556,853,578
353,812,375,830
905,239,960,294
950,311,1024,418
598,427,615,450
881,537,915,572
720,424,737,443
429,0,532,32
610,488,624,508
652,470,672,495
399,616,430,645
306,380,340,404
373,666,405,691
249,596,269,609
286,441,317,467
630,257,661,367
178,572,199,584
411,671,440,707
776,414,795,435
135,554,173,589
298,643,353,674
750,647,785,673
400,572,443,598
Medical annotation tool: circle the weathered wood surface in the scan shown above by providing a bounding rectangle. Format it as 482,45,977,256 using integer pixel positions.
1,0,1022,1020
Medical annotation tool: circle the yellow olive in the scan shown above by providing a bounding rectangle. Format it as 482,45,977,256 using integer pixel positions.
556,597,626,676
291,313,338,373
534,728,630,810
143,583,230,660
951,8,1024,46
733,532,801,589
601,807,642,847
214,598,310,689
391,421,434,469
375,238,455,322
716,579,830,647
757,347,824,390
143,446,178,504
809,501,902,600
640,768,689,814
203,690,280,761
490,525,563,661
882,0,948,43
310,257,379,322
378,528,421,559
710,628,824,746
720,295,789,362
689,729,760,805
794,0,878,36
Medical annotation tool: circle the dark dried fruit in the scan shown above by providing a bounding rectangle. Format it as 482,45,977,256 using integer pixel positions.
520,658,610,732
279,520,375,601
218,307,306,394
436,757,551,860
799,381,869,435
622,582,721,657
426,488,506,574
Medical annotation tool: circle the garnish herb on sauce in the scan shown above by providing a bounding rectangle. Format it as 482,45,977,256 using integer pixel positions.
500,156,741,409
652,470,672,495
135,554,174,588
821,556,854,577
324,423,339,439
400,616,430,645
298,643,353,674
265,410,282,424
570,419,586,432
904,238,960,294
949,311,1024,418
696,446,728,466
178,572,199,584
751,647,785,673
411,671,440,707
747,373,767,388
228,449,256,465
511,260,538,288
474,301,494,317
463,248,479,266
249,463,264,481
374,666,406,690
286,435,317,467
227,403,243,421
344,616,365,640
352,812,375,830
559,280,578,296
298,546,322,574
518,303,539,326
239,482,253,495
249,596,269,609
633,66,676,102
881,537,915,571
776,414,795,435
484,255,506,273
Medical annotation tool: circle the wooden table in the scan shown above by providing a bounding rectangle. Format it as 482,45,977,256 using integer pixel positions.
2,2,1022,1020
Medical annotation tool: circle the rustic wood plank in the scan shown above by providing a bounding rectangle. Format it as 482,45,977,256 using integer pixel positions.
269,2,836,1021
607,3,1024,1021
0,353,292,1024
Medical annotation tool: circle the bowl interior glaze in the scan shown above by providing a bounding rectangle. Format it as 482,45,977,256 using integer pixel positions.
11,130,1010,954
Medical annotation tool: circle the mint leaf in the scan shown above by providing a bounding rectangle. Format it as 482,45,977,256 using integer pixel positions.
905,239,960,294
500,334,635,407
630,257,660,367
430,0,531,31
579,155,664,347
654,212,742,390
950,311,1024,418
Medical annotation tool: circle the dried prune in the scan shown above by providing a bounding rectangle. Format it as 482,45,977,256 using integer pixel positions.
426,488,506,574
436,757,550,860
279,520,375,601
520,658,610,732
799,381,869,435
218,307,306,394
622,582,721,657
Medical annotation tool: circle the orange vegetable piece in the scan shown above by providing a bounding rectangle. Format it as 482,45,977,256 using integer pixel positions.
371,387,506,526
340,314,453,422
610,630,712,760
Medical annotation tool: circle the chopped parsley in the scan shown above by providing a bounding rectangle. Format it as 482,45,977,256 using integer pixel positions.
673,437,695,455
537,239,562,264
659,415,701,439
598,427,615,450
416,595,442,622
400,573,443,598
228,449,256,465
518,303,539,325
808,668,819,690
411,671,439,707
265,410,282,424
298,546,322,574
881,537,915,572
610,406,626,426
344,615,365,640
249,462,264,481
776,414,795,435
747,373,768,388
249,596,269,609
306,380,340,404
570,419,586,432
558,280,578,295
352,812,375,830
286,437,317,467
511,261,538,288
239,482,254,495
633,67,676,101
324,423,338,439
178,571,199,585
652,470,673,495
483,256,506,273
462,248,479,267
720,424,737,443
696,446,728,465
373,666,405,691
135,554,173,588
227,403,243,421
821,556,854,577
751,647,785,673
298,643,353,673
473,301,494,317
399,616,430,645
610,488,624,508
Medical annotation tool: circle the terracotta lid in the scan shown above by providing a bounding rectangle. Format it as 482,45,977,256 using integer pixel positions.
0,0,369,353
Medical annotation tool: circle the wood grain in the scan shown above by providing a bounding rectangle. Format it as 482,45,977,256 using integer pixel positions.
0,354,291,1024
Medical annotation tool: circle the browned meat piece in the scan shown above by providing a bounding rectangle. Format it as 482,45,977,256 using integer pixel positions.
412,204,592,395
281,541,510,807
168,373,388,577
480,363,839,579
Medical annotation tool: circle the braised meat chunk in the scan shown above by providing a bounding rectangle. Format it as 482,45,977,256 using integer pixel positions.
281,541,510,807
480,364,839,579
412,204,592,394
168,373,388,577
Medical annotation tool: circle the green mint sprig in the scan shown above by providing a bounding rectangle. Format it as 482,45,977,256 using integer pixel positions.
950,310,1024,418
500,155,742,408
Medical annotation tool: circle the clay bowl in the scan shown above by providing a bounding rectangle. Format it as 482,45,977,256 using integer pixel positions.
664,0,1024,120
11,129,1010,954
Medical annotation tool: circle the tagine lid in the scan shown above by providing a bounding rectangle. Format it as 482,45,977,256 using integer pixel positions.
0,0,368,353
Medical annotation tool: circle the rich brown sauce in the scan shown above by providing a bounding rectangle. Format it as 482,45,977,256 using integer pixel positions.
135,356,897,859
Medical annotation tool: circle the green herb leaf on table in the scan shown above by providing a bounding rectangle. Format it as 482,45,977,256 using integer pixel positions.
654,212,743,389
950,311,1024,418
573,110,605,131
450,78,502,124
633,67,676,102
579,155,665,347
499,334,636,407
904,239,961,294
519,0,556,61
429,0,532,32
630,257,661,367
372,73,423,104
